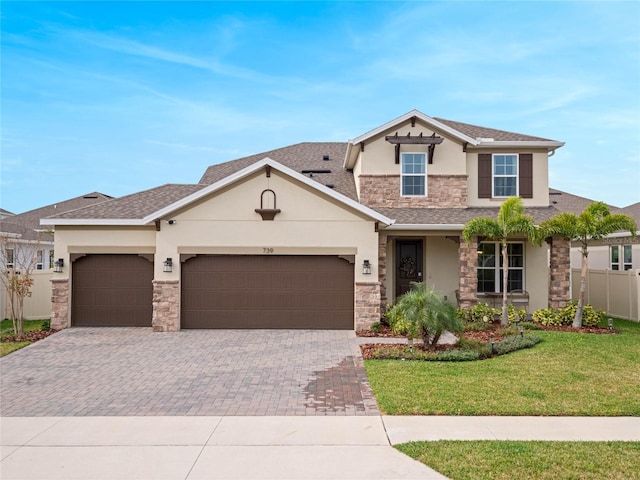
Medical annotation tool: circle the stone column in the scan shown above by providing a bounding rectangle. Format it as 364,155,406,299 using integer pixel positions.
355,282,381,331
378,232,388,312
51,278,70,330
549,237,570,309
152,280,180,332
458,237,478,308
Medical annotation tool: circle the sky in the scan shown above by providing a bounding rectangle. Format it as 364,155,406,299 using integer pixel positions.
1,1,639,214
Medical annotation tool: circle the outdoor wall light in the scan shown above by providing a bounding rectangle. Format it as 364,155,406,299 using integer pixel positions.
163,258,173,273
54,258,64,273
608,318,613,331
363,260,372,275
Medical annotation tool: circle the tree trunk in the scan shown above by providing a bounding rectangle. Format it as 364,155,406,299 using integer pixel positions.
501,240,509,326
573,247,588,328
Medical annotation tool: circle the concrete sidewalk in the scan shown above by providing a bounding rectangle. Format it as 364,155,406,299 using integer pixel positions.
0,416,445,480
2,416,639,480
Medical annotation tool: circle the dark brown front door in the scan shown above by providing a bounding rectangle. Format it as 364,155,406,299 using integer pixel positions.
72,254,153,327
181,255,354,329
395,240,423,297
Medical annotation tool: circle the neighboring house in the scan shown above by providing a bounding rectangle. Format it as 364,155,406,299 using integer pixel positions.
43,109,573,332
0,208,15,220
1,193,113,320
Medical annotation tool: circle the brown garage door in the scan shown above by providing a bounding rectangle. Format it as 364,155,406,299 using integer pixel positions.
181,255,354,329
72,254,153,327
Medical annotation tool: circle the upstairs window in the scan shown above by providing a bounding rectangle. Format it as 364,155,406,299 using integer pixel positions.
5,248,15,269
36,250,44,270
611,245,632,270
401,153,426,196
477,242,524,293
493,154,518,197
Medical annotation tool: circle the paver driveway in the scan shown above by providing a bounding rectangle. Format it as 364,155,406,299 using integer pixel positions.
0,328,378,416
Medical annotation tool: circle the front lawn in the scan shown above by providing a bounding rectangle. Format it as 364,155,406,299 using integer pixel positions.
397,441,640,480
0,319,54,357
365,318,640,415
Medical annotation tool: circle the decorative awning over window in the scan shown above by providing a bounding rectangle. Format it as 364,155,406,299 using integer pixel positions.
385,132,444,164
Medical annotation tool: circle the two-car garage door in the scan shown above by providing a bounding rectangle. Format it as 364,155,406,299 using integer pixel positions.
181,255,354,329
71,254,354,329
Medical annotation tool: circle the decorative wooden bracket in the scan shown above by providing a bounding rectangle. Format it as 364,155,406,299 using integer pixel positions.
255,189,281,221
265,165,271,178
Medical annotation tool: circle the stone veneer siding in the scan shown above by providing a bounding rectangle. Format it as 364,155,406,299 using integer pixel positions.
51,278,70,330
152,280,180,332
549,237,571,309
355,282,380,330
458,237,478,308
359,174,468,209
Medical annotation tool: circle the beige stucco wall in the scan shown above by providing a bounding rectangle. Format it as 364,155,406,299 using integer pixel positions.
466,149,550,208
571,244,640,271
1,271,52,320
356,120,467,177
155,169,379,283
524,243,549,312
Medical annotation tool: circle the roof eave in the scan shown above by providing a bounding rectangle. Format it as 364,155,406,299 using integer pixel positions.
40,219,148,226
473,141,565,150
384,223,465,231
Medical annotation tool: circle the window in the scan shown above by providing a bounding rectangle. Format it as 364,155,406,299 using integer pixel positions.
477,242,524,293
610,245,633,271
401,153,426,196
36,250,44,270
49,250,55,269
6,248,15,269
493,154,518,197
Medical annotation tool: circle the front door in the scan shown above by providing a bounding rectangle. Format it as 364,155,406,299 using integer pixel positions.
395,239,424,297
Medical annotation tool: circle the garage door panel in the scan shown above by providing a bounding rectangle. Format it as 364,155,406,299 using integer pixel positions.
181,255,354,329
72,254,153,327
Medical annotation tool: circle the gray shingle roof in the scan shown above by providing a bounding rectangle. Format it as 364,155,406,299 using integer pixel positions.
48,185,205,220
1,193,113,241
548,188,621,215
621,202,640,225
199,142,357,200
376,206,561,226
434,117,556,142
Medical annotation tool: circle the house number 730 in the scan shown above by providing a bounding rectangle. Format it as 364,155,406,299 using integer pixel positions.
263,248,274,254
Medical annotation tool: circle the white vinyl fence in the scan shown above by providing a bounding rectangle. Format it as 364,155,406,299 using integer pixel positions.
1,271,52,321
571,268,640,321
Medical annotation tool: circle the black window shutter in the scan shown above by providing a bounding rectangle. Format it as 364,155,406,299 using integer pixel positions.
478,153,492,198
519,154,533,198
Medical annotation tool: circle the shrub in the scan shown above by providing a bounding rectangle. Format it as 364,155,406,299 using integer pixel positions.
41,320,51,331
506,304,528,324
493,334,541,355
532,302,604,327
457,302,499,324
370,321,382,334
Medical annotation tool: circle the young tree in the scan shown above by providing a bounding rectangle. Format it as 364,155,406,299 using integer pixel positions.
386,282,461,349
0,227,42,336
462,197,539,326
540,202,637,328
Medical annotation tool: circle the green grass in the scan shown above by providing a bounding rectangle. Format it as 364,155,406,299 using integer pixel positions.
396,441,640,480
0,319,51,357
365,318,640,415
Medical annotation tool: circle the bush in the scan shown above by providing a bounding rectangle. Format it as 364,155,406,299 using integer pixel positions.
370,321,382,334
41,320,51,331
369,345,480,362
506,304,528,324
493,334,541,355
532,302,604,327
457,303,499,324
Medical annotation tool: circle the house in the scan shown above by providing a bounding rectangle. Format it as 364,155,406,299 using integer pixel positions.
1,193,112,320
42,110,572,332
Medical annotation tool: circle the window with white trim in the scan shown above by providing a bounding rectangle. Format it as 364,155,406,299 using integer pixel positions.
610,245,632,271
401,153,426,196
36,250,44,270
493,154,518,197
49,250,55,270
477,242,524,293
6,248,15,269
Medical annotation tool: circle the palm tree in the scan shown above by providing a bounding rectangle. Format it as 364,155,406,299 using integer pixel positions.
386,282,460,348
540,202,636,328
462,197,539,326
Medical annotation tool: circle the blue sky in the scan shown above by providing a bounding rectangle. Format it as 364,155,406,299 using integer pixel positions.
2,1,639,214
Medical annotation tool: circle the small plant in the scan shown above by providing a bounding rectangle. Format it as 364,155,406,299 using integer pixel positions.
41,320,51,331
458,302,499,324
370,321,382,334
506,304,528,324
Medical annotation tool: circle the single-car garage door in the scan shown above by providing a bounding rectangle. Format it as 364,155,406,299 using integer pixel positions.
181,255,354,329
72,254,154,327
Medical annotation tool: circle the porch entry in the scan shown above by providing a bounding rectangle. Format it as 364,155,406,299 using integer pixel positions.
395,239,424,297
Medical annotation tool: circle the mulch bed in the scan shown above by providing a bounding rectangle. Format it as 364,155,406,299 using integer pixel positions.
1,329,59,343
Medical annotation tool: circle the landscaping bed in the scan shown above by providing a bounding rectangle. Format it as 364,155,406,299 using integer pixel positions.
0,319,56,357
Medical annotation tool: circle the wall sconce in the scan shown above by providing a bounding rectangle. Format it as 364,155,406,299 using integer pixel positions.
163,258,173,273
363,260,372,275
54,258,64,273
